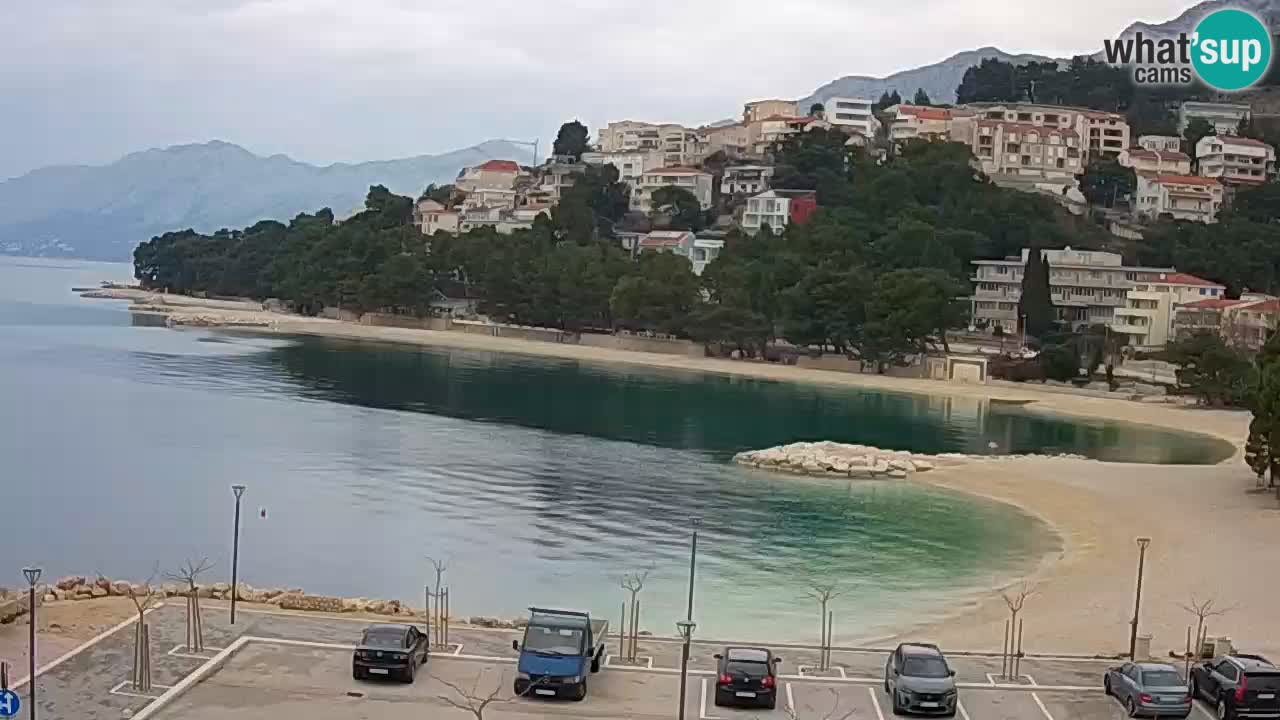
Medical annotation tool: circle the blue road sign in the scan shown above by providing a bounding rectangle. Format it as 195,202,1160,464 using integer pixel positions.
0,689,19,718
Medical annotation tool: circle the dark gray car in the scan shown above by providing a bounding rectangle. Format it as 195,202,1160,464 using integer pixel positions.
1104,662,1191,718
884,643,958,716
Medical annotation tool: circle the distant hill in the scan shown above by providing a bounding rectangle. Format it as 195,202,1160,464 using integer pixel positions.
0,139,534,261
1117,0,1280,39
799,47,1058,108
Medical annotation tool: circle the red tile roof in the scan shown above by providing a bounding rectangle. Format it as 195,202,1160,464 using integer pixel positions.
1152,272,1222,287
1219,136,1273,149
475,159,521,173
1240,299,1280,314
1154,174,1220,187
1128,148,1191,162
1180,298,1245,309
898,105,951,121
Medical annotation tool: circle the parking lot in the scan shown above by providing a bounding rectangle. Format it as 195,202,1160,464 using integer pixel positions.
15,602,1216,720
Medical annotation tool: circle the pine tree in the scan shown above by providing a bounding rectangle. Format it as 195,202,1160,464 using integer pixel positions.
1018,249,1055,339
912,88,932,106
1245,416,1270,487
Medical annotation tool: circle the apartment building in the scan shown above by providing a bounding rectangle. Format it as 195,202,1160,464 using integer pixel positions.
888,105,957,142
1178,101,1251,135
1110,272,1225,348
741,189,817,234
456,159,523,193
1085,112,1130,159
821,97,877,138
1118,148,1192,175
1132,174,1223,223
744,99,799,123
631,231,724,276
413,199,460,235
1138,135,1183,152
1195,135,1276,186
746,116,801,155
581,149,663,185
598,121,707,166
538,157,586,201
700,123,752,158
721,165,774,196
968,120,1083,179
1175,294,1280,350
632,167,714,213
460,187,517,211
968,247,1175,331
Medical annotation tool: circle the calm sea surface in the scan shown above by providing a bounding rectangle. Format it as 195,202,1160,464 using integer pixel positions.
0,257,1226,641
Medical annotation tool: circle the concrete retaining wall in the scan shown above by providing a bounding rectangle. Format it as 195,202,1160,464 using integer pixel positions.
360,313,450,331
578,333,703,357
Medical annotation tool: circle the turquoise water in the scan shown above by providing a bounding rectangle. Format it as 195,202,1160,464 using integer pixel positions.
0,257,1217,641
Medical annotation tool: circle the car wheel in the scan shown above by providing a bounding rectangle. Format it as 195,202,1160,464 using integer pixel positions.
1126,696,1139,718
1218,696,1232,720
1104,676,1112,696
767,694,777,710
885,677,891,694
1188,678,1198,700
890,692,904,716
572,678,587,702
713,691,725,708
352,667,364,681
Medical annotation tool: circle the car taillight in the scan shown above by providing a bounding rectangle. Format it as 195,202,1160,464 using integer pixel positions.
718,673,731,685
1140,694,1153,704
762,676,775,688
1236,676,1247,703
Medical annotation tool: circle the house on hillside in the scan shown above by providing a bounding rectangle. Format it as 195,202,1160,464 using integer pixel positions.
1110,272,1225,348
1195,135,1276,186
721,165,774,196
741,189,817,234
413,199,460,235
1132,174,1223,223
1175,294,1280,351
1118,148,1191,175
1137,135,1183,152
1178,101,1251,135
632,167,714,212
456,159,523,193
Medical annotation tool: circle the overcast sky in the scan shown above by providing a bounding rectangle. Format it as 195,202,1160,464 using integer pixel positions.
2,0,1194,180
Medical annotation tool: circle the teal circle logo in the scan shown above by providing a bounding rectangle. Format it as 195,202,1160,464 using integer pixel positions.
1192,9,1272,91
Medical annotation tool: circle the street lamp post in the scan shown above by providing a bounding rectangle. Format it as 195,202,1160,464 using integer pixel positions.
22,567,41,720
1129,537,1152,660
230,484,247,625
676,527,698,720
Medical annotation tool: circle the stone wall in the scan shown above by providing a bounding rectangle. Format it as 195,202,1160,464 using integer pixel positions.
578,333,704,357
360,313,450,331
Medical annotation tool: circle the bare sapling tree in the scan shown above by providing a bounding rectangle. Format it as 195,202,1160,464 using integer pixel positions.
1180,596,1234,674
803,583,842,671
620,569,649,663
127,565,161,692
434,671,548,720
165,557,214,653
426,556,448,648
1000,581,1036,679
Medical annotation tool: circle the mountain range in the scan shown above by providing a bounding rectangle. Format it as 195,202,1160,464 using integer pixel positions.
0,140,533,261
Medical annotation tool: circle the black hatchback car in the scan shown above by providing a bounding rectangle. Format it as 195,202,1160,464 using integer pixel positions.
352,623,430,683
713,647,781,709
1189,653,1280,719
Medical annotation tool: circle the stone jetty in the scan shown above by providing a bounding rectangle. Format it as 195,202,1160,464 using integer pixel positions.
733,441,948,478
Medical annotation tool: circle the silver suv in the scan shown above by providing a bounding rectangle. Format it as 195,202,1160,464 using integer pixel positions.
884,643,958,716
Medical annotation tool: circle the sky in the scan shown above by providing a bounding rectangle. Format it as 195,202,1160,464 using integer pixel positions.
2,0,1196,180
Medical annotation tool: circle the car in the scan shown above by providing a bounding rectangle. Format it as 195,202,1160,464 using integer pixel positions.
1103,661,1191,718
884,643,958,717
713,647,781,709
1189,653,1280,719
352,623,430,683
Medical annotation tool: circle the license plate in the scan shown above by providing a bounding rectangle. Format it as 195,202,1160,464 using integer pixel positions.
735,691,757,698
369,668,389,675
1260,693,1276,700
535,689,556,696
920,701,939,708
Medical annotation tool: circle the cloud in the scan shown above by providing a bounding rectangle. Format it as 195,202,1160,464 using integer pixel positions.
1,0,1191,179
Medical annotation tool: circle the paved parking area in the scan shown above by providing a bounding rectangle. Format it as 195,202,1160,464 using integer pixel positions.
14,602,1217,720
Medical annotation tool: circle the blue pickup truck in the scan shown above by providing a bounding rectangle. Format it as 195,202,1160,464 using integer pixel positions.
512,608,609,701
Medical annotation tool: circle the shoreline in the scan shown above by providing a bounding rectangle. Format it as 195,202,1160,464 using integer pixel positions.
86,290,1273,657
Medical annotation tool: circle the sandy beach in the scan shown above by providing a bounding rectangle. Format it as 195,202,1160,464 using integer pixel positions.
100,290,1275,659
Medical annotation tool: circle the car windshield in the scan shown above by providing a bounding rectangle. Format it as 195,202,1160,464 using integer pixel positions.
523,626,584,655
903,656,950,678
1142,670,1184,686
362,631,405,649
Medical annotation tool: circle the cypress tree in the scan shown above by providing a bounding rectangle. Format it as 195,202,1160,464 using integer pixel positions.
1019,249,1055,339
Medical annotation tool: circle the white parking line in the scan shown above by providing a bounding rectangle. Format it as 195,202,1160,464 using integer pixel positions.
786,683,795,715
604,654,654,669
796,665,848,679
1032,691,1055,720
868,687,886,720
108,680,174,699
167,644,226,660
450,643,463,656
1024,674,1039,686
9,603,162,690
1193,700,1216,719
957,700,972,720
699,677,721,720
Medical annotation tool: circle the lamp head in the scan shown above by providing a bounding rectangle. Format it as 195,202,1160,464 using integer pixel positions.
1136,537,1151,549
232,484,247,499
22,567,41,586
676,619,697,640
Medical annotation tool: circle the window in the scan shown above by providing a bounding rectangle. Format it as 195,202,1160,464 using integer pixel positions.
995,266,1009,275
1215,661,1239,682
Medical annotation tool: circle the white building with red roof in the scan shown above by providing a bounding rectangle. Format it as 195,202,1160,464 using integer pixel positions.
456,159,524,193
887,105,958,143
1132,174,1223,223
1118,148,1192,175
1195,135,1276,186
1175,293,1280,350
1112,271,1226,348
968,120,1083,180
632,166,714,213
